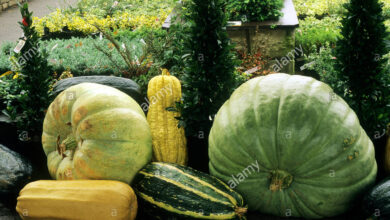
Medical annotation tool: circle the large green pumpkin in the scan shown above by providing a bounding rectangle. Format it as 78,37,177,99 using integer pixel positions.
209,73,377,219
42,83,152,184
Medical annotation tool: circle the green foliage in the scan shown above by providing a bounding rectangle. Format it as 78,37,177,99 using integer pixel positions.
33,0,175,38
294,0,347,17
45,36,145,76
0,42,14,73
145,22,190,78
294,0,390,18
176,0,241,138
226,0,284,22
0,28,179,98
296,16,341,53
335,0,390,139
303,44,347,92
46,27,154,76
1,3,53,137
70,0,176,18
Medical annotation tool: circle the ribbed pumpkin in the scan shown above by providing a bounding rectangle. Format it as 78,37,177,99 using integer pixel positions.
209,73,377,219
133,162,247,219
147,69,187,165
16,180,138,220
42,83,152,183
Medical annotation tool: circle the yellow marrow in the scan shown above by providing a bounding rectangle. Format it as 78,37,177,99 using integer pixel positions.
16,180,137,220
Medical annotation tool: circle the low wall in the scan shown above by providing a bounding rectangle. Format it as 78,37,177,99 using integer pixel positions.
226,0,299,73
0,0,24,12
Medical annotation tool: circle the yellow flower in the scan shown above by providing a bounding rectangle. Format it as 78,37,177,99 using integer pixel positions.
12,72,19,79
0,71,13,78
31,2,175,35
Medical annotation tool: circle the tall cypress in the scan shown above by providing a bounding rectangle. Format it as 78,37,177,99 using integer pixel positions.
177,0,240,171
335,0,389,139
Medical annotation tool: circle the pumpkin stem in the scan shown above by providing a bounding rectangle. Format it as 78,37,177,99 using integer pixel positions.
269,170,293,192
161,68,170,76
235,206,248,219
57,135,77,158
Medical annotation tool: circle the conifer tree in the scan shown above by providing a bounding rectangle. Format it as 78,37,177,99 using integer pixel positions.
335,0,390,138
177,0,240,171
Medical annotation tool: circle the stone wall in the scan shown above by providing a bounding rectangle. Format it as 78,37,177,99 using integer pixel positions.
226,0,299,73
0,0,24,12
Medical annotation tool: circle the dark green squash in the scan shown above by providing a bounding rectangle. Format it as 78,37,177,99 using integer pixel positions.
132,162,247,220
363,177,390,219
0,144,32,195
52,76,145,106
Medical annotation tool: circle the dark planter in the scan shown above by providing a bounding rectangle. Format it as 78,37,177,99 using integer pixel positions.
186,136,209,173
0,201,19,220
23,138,51,181
0,116,50,181
0,114,18,148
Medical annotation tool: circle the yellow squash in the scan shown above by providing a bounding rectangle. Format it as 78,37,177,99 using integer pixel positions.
16,180,138,220
147,69,187,165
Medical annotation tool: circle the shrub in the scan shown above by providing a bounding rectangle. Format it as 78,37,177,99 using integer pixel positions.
178,0,240,137
303,44,346,92
145,22,190,78
176,0,241,171
296,16,342,53
226,0,284,22
294,0,347,18
1,28,168,97
0,42,14,73
1,3,53,138
294,0,390,18
32,0,175,37
335,0,390,139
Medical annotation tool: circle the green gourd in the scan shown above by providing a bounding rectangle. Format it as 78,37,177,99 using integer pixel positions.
209,73,377,219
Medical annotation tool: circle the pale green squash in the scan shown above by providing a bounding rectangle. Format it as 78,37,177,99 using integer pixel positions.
42,83,152,183
209,73,377,219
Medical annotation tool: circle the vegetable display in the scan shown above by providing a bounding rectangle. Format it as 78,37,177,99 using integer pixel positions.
147,69,187,165
0,144,32,195
16,180,138,220
209,73,377,218
42,83,152,183
132,162,247,219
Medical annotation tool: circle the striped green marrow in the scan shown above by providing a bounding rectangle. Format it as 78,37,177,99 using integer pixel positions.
132,162,247,219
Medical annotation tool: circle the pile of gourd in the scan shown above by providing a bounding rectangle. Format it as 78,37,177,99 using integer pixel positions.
2,72,390,219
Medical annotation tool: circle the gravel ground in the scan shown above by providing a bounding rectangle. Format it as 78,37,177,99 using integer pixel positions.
0,0,78,44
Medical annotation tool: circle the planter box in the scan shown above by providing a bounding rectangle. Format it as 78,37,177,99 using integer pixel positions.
163,0,299,73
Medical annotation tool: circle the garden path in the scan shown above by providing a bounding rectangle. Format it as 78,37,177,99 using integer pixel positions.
0,0,78,44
